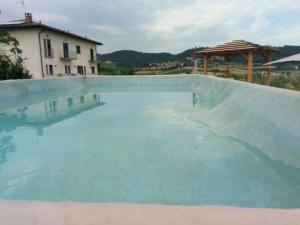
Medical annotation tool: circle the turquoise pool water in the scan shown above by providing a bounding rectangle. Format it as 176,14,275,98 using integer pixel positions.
0,76,300,208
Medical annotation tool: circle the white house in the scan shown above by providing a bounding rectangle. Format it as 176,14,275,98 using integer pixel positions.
0,13,102,79
2,93,104,136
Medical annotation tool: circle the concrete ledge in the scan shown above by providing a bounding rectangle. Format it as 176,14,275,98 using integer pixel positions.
0,200,299,225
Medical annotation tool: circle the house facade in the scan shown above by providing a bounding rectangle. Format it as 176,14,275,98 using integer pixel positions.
2,93,104,136
0,13,102,79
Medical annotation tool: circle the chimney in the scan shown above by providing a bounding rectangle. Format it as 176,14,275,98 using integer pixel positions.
25,12,32,23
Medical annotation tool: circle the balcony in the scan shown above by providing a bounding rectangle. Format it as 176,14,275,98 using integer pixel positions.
60,51,77,61
45,49,54,58
89,58,97,63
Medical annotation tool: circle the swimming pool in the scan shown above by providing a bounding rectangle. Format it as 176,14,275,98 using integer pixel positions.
0,75,300,208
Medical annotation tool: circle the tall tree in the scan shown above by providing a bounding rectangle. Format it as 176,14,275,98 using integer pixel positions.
0,29,31,80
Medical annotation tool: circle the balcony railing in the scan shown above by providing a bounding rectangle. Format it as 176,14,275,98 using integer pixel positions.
60,51,77,60
89,58,96,63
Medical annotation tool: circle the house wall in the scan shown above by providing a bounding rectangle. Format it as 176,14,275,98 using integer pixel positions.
40,30,98,78
7,28,98,79
7,28,43,78
4,93,101,122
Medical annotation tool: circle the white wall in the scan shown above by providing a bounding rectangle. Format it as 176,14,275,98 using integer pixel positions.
8,28,98,79
8,28,42,78
40,30,98,78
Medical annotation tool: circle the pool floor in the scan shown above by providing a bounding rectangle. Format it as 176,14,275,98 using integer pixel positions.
0,92,300,208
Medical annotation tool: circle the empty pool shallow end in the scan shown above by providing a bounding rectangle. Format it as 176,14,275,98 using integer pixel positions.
0,200,299,225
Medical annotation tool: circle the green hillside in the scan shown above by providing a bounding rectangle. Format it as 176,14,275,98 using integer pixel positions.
98,46,300,68
98,50,177,68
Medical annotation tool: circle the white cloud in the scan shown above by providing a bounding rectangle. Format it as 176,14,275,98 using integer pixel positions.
142,1,235,40
260,25,300,46
249,18,270,34
33,13,70,24
142,0,299,45
0,0,299,53
88,24,123,36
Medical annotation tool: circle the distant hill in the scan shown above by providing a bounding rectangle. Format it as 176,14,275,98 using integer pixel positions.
98,50,177,68
275,46,300,58
98,46,300,68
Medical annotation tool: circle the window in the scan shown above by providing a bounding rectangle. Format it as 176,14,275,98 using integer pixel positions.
67,97,73,108
49,65,54,75
91,66,95,74
49,101,57,113
44,39,52,57
77,66,84,75
63,42,69,58
65,65,71,74
80,96,85,103
90,48,94,61
77,66,87,75
46,64,54,75
76,45,81,54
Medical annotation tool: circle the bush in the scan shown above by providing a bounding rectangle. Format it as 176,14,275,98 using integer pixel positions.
290,76,300,90
98,62,135,75
271,75,290,88
120,67,134,75
0,29,31,80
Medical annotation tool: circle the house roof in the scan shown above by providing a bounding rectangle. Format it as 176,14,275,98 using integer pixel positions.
195,40,278,56
0,20,103,45
264,53,300,65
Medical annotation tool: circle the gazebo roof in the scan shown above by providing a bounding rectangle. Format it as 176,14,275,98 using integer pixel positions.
195,40,278,56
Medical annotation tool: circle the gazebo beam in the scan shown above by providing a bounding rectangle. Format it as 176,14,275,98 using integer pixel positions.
241,52,249,61
204,54,209,75
266,53,272,86
261,51,273,86
224,55,231,77
247,51,253,83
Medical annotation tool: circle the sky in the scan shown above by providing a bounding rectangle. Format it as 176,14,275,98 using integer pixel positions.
0,0,300,54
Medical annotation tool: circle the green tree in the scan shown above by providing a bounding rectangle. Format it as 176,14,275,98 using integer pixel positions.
0,29,31,80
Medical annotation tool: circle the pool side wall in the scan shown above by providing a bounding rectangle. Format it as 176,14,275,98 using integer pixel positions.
1,75,300,168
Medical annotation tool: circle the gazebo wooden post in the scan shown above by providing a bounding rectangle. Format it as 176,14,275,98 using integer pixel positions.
266,53,272,86
224,55,230,77
247,51,253,83
204,54,209,75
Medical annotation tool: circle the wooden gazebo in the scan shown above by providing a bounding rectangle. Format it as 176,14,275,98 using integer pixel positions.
194,40,279,85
